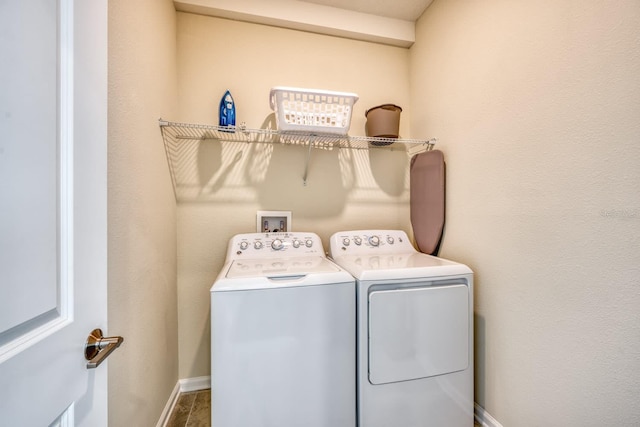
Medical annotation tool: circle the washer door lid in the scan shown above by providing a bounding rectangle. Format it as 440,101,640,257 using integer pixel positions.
226,256,338,278
368,284,469,385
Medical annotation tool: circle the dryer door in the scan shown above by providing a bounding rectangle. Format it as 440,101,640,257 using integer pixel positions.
368,284,469,385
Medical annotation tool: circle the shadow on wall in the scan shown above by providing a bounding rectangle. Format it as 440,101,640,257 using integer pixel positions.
256,144,347,217
165,114,412,208
197,140,243,195
186,309,212,380
369,148,409,197
474,312,486,408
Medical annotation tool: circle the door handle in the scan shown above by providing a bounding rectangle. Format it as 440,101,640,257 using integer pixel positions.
84,329,124,369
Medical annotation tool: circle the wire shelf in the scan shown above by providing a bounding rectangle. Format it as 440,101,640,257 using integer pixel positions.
159,119,436,198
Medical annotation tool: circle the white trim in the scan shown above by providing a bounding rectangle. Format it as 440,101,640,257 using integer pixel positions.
474,402,504,427
156,382,181,427
161,379,493,427
0,318,72,364
156,377,211,427
59,0,75,325
179,375,211,393
50,402,74,427
174,0,415,47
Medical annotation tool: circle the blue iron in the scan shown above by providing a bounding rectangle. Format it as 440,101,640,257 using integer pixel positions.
219,90,236,130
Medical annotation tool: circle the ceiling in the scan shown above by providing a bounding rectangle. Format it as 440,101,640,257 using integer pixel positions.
298,0,434,21
173,0,435,47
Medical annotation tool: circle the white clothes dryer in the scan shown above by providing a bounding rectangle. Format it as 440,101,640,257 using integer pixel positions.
211,232,355,427
329,229,474,427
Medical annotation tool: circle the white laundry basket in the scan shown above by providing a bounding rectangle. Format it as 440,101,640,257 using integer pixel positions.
269,86,359,135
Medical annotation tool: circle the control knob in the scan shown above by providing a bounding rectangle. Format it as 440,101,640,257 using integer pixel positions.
254,241,263,250
305,239,313,248
292,239,301,248
342,238,350,246
354,236,362,245
239,241,249,250
387,236,395,244
368,235,380,247
271,239,284,250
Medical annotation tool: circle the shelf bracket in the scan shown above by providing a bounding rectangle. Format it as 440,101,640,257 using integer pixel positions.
302,141,313,186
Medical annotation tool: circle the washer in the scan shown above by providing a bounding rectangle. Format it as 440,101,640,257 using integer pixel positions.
329,229,474,427
211,232,355,427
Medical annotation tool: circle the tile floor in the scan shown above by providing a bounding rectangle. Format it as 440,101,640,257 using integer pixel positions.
166,390,210,427
166,389,482,427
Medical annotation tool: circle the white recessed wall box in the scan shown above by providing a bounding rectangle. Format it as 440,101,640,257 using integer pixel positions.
257,211,292,233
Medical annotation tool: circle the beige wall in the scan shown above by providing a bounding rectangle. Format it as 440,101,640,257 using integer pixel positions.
175,13,415,378
108,0,179,426
411,0,640,425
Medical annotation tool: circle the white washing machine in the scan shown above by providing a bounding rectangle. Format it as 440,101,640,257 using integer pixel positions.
211,232,355,427
329,229,474,427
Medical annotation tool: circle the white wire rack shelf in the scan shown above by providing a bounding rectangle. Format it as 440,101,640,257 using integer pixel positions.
159,119,436,194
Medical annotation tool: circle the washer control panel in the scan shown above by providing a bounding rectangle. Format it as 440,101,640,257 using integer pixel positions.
227,232,324,260
329,230,415,256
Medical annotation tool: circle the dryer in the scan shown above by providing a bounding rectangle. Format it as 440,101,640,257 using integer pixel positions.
329,229,474,427
211,232,355,427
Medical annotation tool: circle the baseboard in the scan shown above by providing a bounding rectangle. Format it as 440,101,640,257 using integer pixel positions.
474,402,504,427
179,375,211,393
156,381,181,427
155,376,211,427
164,379,491,427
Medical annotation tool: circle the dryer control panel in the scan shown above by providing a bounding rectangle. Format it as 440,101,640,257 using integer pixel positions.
226,232,325,260
329,230,416,255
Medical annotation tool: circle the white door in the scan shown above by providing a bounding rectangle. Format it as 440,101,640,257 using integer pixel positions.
0,0,109,425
